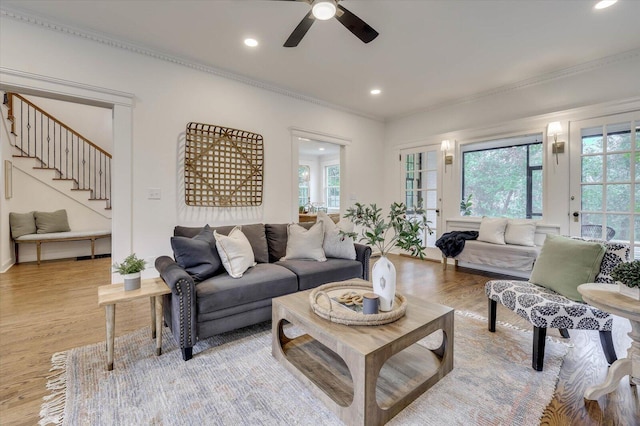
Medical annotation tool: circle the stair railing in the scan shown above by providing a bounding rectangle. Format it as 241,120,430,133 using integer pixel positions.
4,92,111,209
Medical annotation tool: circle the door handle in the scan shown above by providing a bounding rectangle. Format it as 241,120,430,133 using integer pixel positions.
435,209,440,216
572,211,579,222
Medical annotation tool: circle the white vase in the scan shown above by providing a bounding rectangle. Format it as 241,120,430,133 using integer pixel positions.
372,255,396,311
618,282,640,300
123,272,141,291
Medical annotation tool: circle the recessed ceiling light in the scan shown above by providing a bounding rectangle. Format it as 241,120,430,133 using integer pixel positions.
298,137,310,141
244,38,258,47
594,0,617,9
370,89,381,95
319,147,325,151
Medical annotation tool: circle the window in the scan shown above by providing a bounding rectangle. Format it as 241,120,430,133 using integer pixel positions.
325,164,340,209
298,165,310,207
462,134,543,218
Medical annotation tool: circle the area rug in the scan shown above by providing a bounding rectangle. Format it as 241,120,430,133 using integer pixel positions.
40,311,567,426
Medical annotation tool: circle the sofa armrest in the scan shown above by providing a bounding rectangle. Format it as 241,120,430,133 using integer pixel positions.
155,256,193,294
155,256,197,351
354,243,372,281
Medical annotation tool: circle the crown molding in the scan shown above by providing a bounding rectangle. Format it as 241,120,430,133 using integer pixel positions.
394,48,640,121
0,6,383,122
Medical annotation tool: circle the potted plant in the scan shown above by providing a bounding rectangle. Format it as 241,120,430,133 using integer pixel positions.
113,253,147,291
342,202,432,311
611,260,640,300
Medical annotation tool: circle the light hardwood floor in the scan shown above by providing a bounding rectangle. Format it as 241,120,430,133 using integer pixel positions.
0,256,638,425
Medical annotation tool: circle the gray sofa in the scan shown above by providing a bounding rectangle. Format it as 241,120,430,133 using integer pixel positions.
155,223,371,360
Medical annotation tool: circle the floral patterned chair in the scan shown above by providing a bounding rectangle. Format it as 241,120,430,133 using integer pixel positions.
485,238,630,371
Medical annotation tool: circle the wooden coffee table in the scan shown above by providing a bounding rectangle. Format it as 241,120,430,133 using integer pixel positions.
272,283,454,425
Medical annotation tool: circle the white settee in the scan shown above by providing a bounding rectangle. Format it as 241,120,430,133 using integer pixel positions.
443,217,560,278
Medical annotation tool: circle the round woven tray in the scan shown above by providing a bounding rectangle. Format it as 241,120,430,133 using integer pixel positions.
309,280,407,326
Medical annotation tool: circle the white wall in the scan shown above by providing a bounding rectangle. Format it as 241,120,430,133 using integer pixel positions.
383,54,640,237
0,16,385,276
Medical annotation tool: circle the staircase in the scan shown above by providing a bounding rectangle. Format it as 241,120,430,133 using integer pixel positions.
3,92,112,215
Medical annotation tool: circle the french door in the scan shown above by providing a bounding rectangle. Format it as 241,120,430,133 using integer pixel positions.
569,111,640,259
400,146,442,260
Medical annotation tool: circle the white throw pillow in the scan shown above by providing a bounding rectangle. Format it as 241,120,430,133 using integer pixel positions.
317,211,356,260
281,222,327,262
214,227,256,278
477,217,508,245
504,219,536,246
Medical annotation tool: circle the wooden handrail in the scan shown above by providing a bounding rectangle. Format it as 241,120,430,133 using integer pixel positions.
9,93,111,158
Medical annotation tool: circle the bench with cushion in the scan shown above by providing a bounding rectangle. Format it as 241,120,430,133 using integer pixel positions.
442,217,560,278
485,235,630,371
10,210,110,264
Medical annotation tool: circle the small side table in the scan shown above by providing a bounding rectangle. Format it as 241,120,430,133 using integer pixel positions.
98,277,171,371
577,283,640,400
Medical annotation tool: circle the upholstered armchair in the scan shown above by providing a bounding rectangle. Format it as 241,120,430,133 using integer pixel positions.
485,235,630,371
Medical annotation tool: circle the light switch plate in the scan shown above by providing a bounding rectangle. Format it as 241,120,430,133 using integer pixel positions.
147,188,161,200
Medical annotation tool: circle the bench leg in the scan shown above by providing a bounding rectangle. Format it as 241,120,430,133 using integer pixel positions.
91,237,96,259
14,242,19,263
599,330,617,365
36,242,41,265
533,326,547,371
442,255,447,270
559,328,570,338
488,298,497,332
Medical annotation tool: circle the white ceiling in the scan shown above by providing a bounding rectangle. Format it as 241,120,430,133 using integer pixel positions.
3,0,640,121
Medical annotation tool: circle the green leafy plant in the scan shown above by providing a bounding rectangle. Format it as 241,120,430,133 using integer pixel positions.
611,260,640,288
460,193,473,216
341,202,432,259
113,253,146,275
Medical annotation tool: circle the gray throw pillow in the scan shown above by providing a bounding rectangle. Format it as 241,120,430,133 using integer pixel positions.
171,225,222,282
9,211,36,238
35,210,71,234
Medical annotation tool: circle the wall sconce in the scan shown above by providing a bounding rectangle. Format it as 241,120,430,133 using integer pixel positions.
547,121,565,165
441,140,453,171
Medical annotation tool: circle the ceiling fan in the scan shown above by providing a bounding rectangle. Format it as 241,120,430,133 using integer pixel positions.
280,0,379,47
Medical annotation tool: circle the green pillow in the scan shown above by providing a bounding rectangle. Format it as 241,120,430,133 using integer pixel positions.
35,210,71,234
9,211,36,238
530,234,605,302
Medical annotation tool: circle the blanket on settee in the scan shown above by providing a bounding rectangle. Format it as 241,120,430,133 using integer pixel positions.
435,231,479,257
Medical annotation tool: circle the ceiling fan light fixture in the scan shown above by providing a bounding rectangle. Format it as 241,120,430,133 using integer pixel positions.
594,0,617,9
312,0,337,20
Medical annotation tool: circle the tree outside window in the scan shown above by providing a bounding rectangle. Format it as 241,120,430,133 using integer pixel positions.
325,164,340,209
462,135,543,218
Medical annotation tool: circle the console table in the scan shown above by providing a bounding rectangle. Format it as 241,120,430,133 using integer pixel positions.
577,283,640,400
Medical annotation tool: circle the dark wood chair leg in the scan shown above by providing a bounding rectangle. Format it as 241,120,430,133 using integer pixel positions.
532,326,547,371
488,298,497,332
182,347,193,361
559,328,570,338
599,330,617,365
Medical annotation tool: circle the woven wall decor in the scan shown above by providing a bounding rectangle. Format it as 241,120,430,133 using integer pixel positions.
185,122,263,207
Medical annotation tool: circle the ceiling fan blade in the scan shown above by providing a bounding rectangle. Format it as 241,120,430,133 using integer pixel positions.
284,10,316,47
335,4,379,44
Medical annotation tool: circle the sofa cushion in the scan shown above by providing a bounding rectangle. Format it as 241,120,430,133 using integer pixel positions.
504,219,536,246
477,217,508,245
317,211,356,260
282,222,326,261
265,222,313,263
9,211,36,238
171,225,222,282
35,209,71,234
529,234,606,302
276,258,363,291
174,223,269,263
195,263,298,313
214,227,256,278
